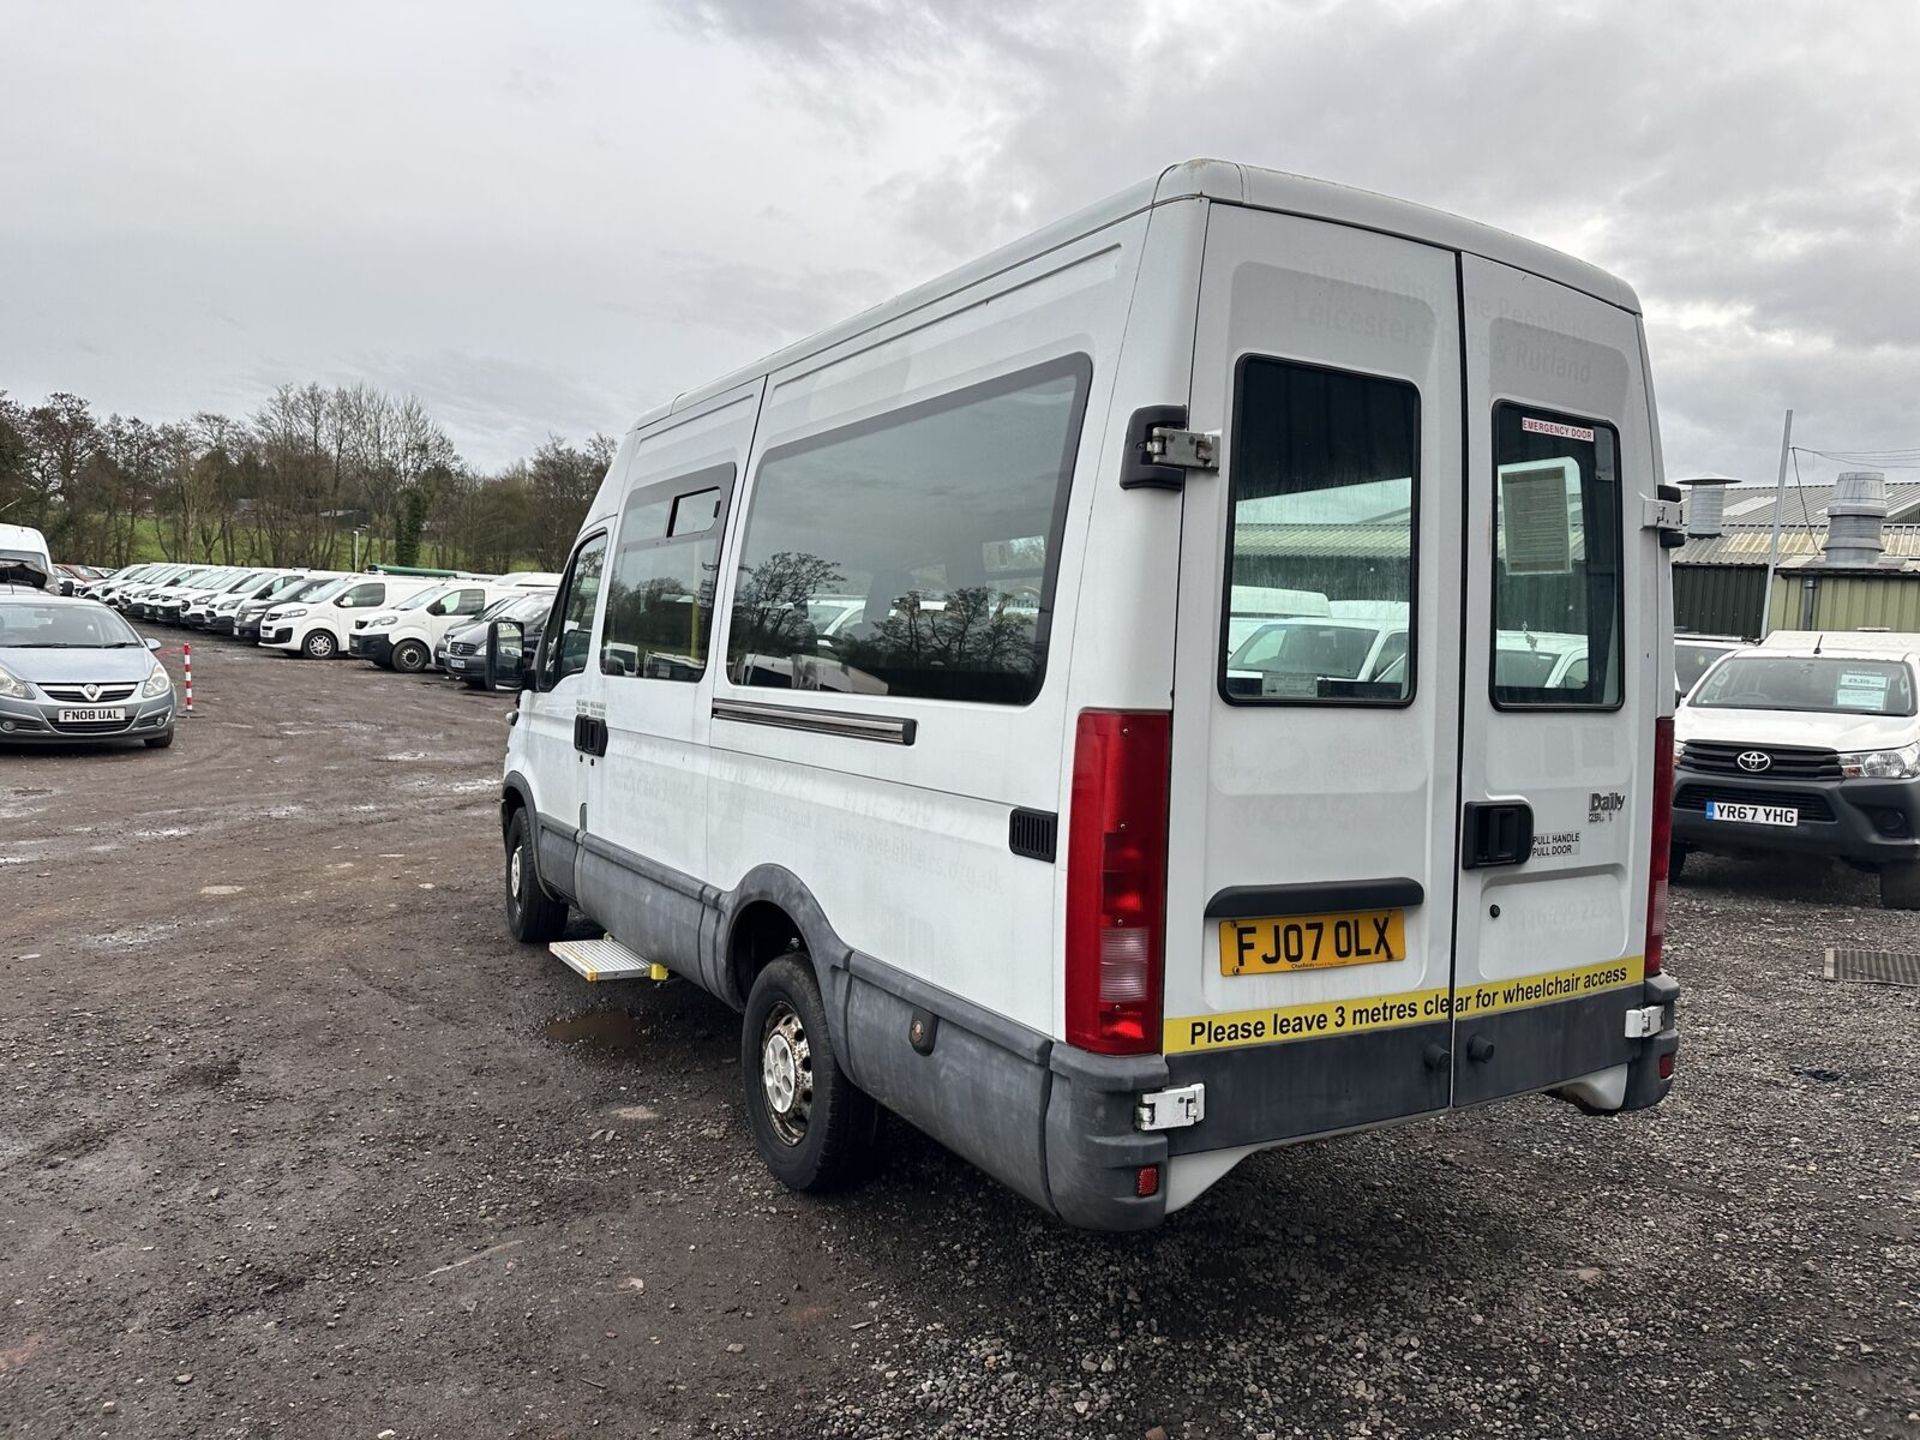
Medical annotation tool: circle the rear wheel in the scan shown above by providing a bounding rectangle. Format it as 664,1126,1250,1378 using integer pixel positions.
504,807,567,942
392,639,430,673
1668,844,1688,881
741,955,875,1191
1879,861,1920,910
301,629,337,659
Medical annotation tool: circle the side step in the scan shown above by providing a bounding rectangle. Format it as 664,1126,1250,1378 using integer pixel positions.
549,937,670,983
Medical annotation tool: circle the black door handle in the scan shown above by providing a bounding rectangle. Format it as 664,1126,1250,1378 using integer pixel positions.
572,715,608,757
1462,801,1533,869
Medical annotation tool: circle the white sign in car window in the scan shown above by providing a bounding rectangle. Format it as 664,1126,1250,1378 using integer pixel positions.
1498,458,1577,575
1836,670,1891,710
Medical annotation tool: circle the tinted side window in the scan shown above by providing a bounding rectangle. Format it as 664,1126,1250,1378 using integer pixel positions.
440,587,485,616
542,534,607,686
340,582,383,608
1491,404,1622,707
724,356,1091,706
601,466,733,683
1221,358,1419,704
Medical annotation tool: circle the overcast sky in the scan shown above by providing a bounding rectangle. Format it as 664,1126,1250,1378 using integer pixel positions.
3,0,1916,488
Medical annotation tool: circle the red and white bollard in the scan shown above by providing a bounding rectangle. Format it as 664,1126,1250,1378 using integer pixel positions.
182,642,193,714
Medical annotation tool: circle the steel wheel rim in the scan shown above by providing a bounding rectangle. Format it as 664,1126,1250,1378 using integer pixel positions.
509,844,524,905
759,1000,812,1147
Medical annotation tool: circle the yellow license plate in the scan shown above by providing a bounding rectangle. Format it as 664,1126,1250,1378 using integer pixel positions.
1219,909,1407,977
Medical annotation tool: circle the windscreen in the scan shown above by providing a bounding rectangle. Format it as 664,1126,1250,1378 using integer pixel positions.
0,602,142,648
1228,622,1383,682
1675,642,1731,695
394,585,453,612
295,577,350,603
1690,655,1916,716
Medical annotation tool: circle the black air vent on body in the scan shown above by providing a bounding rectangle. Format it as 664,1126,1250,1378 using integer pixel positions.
1009,808,1058,862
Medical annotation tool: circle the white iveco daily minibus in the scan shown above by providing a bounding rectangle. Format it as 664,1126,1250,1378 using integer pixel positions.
486,161,1682,1230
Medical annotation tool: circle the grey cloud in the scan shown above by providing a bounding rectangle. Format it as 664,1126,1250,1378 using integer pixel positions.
717,0,1919,485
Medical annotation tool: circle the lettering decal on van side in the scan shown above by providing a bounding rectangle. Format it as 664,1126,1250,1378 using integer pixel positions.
1588,791,1626,823
1164,955,1645,1055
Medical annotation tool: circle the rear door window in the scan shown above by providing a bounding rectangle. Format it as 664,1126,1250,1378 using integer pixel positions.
1491,404,1622,707
1221,358,1419,704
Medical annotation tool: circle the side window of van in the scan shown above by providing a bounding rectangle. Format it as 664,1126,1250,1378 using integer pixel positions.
542,533,607,686
724,356,1091,706
1491,404,1622,707
600,466,734,682
1221,358,1419,704
438,587,485,617
339,582,383,609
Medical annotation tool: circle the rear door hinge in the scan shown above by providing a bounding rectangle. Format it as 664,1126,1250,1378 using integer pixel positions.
1641,497,1687,549
1624,1003,1666,1039
1135,1082,1206,1131
1147,427,1219,471
1120,405,1218,490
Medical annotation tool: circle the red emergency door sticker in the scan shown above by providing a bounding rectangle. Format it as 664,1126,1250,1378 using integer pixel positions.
1521,416,1596,443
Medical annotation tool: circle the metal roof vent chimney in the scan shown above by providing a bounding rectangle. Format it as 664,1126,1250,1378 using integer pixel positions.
1678,475,1736,537
1824,470,1887,567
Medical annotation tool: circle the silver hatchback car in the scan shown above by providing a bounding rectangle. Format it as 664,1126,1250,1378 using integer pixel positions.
0,589,177,748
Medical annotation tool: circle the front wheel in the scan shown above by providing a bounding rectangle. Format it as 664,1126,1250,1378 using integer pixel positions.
741,955,876,1192
301,629,338,659
392,639,430,673
505,807,567,942
1880,861,1920,910
143,730,175,749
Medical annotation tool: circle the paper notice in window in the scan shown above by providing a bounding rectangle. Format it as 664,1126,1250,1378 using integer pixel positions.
1498,459,1577,575
1836,671,1890,709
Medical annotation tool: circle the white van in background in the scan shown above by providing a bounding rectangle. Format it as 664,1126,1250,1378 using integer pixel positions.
484,160,1680,1230
349,575,559,672
258,573,441,658
0,524,54,590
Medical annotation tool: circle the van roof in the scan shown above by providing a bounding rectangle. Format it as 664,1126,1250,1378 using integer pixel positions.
638,159,1641,432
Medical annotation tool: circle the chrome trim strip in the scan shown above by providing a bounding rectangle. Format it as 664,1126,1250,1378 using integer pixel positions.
712,698,916,746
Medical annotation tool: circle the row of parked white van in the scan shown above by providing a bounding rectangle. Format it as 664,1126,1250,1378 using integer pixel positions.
77,561,557,681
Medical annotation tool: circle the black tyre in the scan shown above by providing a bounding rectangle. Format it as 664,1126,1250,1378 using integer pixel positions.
504,807,567,942
1880,862,1920,910
392,639,430,674
301,629,338,659
144,730,175,749
741,955,876,1192
1668,844,1688,881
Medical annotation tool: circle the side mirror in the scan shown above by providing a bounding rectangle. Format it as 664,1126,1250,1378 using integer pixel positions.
486,619,528,692
145,637,162,651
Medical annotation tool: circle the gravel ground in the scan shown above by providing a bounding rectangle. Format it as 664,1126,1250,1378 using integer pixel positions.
1,633,1917,1439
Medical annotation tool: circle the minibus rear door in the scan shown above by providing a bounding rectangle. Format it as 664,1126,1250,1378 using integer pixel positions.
1448,254,1656,1107
1160,204,1465,1150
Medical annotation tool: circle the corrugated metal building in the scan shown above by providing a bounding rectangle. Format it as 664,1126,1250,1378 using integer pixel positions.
1671,475,1920,637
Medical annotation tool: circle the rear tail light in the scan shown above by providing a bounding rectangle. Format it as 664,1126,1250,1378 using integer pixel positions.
1646,714,1674,978
1065,710,1172,1055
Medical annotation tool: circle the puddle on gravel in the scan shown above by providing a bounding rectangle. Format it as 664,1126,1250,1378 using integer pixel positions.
541,1008,646,1061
